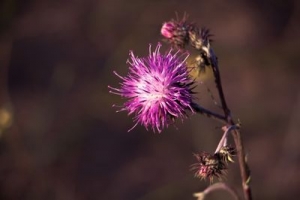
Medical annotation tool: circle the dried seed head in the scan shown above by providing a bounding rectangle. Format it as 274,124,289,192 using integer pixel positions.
191,152,227,182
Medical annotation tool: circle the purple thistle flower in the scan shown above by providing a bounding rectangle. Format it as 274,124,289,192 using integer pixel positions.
109,43,195,133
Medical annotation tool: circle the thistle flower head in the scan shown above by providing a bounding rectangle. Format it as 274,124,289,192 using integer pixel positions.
160,15,197,49
161,15,213,54
109,43,195,133
191,152,227,182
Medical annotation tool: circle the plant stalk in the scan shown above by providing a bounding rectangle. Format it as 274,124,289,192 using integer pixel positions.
209,49,252,200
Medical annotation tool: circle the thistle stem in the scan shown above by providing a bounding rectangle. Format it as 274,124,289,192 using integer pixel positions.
209,49,252,200
191,102,226,123
232,128,252,200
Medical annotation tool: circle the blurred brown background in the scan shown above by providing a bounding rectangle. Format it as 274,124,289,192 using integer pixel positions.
0,0,299,199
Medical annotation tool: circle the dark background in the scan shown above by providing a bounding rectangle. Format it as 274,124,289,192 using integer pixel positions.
0,0,299,199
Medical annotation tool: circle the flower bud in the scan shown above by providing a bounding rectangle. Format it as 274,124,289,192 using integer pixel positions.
161,22,176,39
